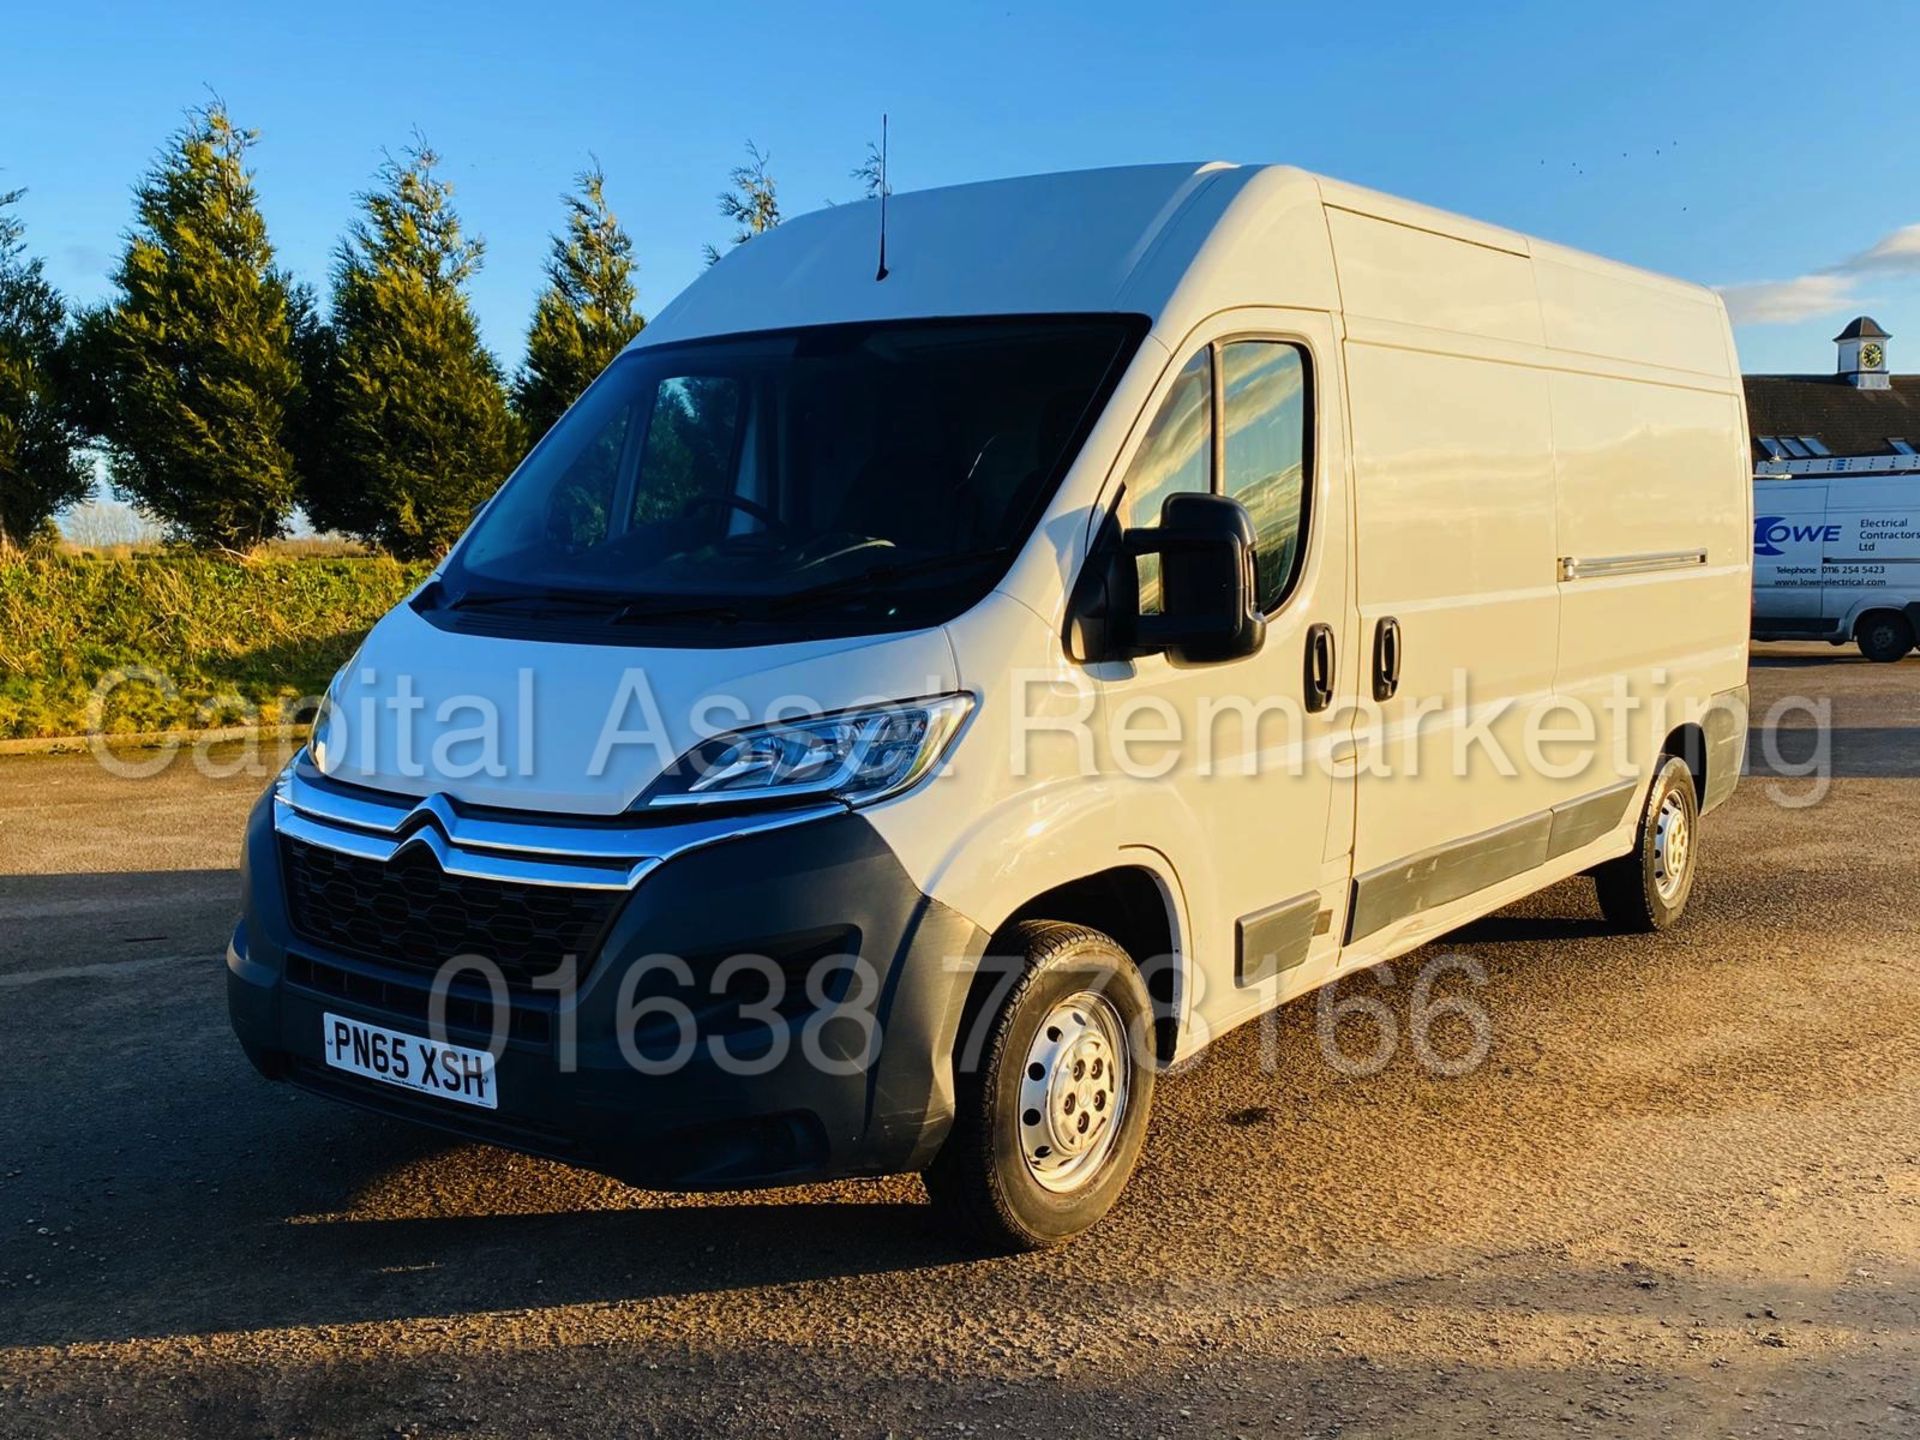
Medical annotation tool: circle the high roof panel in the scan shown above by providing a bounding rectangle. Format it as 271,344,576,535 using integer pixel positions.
630,162,1726,381
638,162,1245,346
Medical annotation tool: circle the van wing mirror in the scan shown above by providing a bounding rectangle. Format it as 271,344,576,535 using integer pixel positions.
1129,492,1266,665
1121,492,1266,665
1066,492,1266,666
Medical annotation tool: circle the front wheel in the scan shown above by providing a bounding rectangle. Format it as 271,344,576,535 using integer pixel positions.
1855,611,1915,663
1594,756,1699,932
924,921,1157,1252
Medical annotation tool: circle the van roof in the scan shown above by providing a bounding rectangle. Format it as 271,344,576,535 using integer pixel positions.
635,161,1721,358
639,161,1249,346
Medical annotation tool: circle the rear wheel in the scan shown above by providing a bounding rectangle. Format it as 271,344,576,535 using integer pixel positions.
1855,611,1915,663
1594,756,1699,932
924,921,1156,1252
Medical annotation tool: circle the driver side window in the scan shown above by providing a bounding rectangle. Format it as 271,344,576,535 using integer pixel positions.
542,406,631,550
1117,339,1314,617
1120,349,1212,614
634,376,744,525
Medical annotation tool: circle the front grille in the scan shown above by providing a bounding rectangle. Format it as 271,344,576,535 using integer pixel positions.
285,952,555,1049
280,836,623,988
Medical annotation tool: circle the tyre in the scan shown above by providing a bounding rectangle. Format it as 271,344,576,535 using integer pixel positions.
924,921,1157,1252
1594,755,1699,933
1855,611,1915,664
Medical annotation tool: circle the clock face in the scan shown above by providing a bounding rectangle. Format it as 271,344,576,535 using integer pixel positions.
1862,342,1885,370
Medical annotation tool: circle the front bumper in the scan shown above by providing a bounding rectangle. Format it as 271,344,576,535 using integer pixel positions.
227,788,987,1188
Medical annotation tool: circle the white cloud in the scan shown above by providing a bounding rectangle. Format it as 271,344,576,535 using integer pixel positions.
1850,223,1920,273
1716,220,1919,326
1719,273,1857,326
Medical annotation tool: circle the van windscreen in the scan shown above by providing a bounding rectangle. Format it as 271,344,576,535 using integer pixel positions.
436,315,1145,636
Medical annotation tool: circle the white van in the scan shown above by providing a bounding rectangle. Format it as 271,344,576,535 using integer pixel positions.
1751,475,1920,660
229,163,1753,1249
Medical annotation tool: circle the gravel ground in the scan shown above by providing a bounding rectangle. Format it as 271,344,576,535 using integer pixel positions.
0,646,1916,1438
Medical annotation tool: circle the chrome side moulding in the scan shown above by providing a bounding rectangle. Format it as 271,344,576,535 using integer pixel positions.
1558,549,1708,583
273,759,842,890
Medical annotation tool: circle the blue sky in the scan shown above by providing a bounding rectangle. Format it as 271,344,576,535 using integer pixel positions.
5,0,1917,382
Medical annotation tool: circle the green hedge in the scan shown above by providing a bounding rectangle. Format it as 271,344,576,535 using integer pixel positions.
0,552,430,739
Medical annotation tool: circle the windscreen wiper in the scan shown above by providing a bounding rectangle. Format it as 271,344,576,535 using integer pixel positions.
766,547,1013,615
444,587,622,615
445,585,745,626
608,597,748,626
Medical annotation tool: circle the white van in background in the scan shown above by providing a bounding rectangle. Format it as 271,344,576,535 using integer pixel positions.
1751,476,1920,660
229,163,1753,1250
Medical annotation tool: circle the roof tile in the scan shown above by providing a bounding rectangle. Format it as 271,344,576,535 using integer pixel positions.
1742,374,1919,460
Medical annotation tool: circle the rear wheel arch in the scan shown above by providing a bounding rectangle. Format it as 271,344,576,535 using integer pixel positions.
1660,722,1708,807
1595,753,1700,933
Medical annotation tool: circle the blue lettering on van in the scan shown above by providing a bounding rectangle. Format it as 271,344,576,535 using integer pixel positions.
1754,515,1841,557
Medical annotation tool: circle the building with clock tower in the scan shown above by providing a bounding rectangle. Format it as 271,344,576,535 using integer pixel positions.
1742,316,1918,476
1833,316,1892,391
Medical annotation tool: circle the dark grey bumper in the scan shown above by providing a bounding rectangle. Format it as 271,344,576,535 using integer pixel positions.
227,789,988,1188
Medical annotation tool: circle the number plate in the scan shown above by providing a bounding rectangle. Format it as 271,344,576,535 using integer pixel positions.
320,1012,498,1110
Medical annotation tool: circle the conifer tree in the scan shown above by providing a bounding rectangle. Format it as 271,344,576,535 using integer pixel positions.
0,189,91,547
283,279,339,525
90,104,303,550
703,141,780,265
311,141,519,558
513,163,644,441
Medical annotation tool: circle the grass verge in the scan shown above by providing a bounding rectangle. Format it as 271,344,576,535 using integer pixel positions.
0,551,429,740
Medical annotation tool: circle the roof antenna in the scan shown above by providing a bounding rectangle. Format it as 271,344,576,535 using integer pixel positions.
874,114,890,282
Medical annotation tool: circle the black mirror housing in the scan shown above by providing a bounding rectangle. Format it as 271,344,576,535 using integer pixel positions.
1125,492,1265,665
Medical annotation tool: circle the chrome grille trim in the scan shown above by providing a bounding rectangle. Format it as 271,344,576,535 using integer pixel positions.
276,808,656,890
274,757,842,890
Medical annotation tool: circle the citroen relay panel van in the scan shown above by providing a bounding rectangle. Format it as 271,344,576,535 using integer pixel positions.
1751,475,1920,661
229,164,1753,1250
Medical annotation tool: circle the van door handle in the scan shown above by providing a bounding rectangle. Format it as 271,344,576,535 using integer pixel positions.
1372,616,1402,702
1304,623,1335,713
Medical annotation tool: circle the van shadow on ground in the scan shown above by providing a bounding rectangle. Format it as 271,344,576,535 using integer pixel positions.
13,1254,1917,1439
0,805,1891,1350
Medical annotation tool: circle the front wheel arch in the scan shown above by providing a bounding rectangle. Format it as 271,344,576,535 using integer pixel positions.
989,864,1184,1065
925,920,1159,1250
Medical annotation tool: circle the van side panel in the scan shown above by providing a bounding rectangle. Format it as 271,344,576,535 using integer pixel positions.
1533,243,1733,381
1324,206,1540,345
1819,479,1920,636
1532,244,1750,798
1332,210,1564,889
1547,372,1750,778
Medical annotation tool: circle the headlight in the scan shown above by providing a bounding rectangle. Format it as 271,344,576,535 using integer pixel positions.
636,694,975,811
308,647,363,773
272,750,301,801
307,695,337,770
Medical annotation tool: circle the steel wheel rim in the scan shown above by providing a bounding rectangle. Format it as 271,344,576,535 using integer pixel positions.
1018,990,1130,1194
1652,789,1692,901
